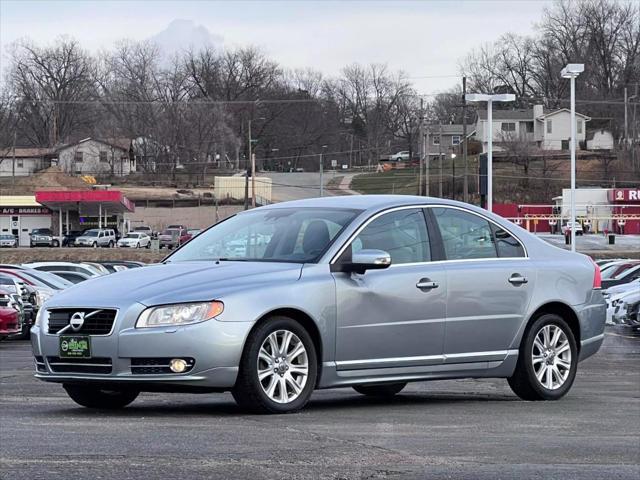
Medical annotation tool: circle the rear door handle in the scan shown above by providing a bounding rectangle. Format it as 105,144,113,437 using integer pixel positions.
416,278,439,290
508,274,528,285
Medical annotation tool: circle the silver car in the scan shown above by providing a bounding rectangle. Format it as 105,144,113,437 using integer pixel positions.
31,196,606,413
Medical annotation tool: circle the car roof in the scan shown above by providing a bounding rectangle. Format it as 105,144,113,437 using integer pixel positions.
255,195,458,213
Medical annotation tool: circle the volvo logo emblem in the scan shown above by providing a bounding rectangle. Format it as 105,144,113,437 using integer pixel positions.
69,312,86,332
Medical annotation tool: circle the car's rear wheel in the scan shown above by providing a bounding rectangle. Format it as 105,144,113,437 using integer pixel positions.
63,384,139,409
136,242,140,248
508,313,577,401
353,382,406,397
52,240,59,247
108,240,114,248
92,242,97,248
232,317,317,414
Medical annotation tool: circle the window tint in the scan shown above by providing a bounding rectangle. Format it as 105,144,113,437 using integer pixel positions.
493,226,525,258
432,207,496,260
352,209,430,264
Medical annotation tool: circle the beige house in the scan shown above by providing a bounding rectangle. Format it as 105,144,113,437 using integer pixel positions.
57,138,135,176
0,147,56,177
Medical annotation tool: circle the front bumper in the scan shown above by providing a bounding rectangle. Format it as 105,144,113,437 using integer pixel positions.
31,306,253,390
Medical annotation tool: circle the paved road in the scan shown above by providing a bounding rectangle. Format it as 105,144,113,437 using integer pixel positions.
261,172,347,202
1,329,638,479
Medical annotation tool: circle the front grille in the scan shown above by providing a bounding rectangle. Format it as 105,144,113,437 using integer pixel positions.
47,309,117,335
34,355,46,372
131,357,195,375
46,356,112,374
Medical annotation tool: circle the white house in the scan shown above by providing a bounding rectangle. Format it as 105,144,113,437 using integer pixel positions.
0,147,56,177
474,104,590,152
57,138,135,176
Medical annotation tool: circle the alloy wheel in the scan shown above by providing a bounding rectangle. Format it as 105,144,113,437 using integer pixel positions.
531,324,572,390
257,329,309,404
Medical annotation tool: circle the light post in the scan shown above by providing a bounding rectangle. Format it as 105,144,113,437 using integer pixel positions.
450,153,457,200
561,63,584,252
319,145,328,197
465,93,515,212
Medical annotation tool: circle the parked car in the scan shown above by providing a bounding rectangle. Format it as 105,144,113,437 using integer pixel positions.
389,151,410,161
132,226,154,237
32,196,605,413
29,228,61,247
158,228,190,249
74,229,116,248
118,232,151,249
187,228,203,238
603,278,640,324
0,234,17,248
561,221,583,236
601,264,640,289
23,262,103,278
97,261,145,271
0,290,21,340
601,261,640,280
48,271,92,284
62,230,87,247
611,290,640,329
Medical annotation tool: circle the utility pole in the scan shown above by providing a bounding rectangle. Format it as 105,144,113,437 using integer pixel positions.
319,145,327,196
418,98,424,195
624,87,628,154
251,152,256,207
462,76,469,203
12,130,16,181
438,124,443,198
425,128,430,196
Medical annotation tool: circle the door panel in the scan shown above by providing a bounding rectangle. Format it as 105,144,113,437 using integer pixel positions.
333,207,446,370
334,264,447,369
442,260,535,361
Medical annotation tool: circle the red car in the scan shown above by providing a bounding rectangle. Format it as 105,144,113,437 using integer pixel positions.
0,289,20,339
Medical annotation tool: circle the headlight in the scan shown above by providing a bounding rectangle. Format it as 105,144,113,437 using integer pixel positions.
135,301,224,328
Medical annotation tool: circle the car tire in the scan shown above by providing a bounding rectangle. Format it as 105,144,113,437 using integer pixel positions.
52,240,59,247
136,242,140,248
92,242,97,248
109,241,114,248
353,382,406,397
232,316,317,414
63,384,139,409
508,313,578,401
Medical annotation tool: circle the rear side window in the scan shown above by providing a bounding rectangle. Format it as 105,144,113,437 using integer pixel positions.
431,207,496,260
352,208,431,264
493,226,525,258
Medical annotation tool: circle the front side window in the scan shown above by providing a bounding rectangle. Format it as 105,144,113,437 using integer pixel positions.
501,122,516,132
431,207,496,260
167,208,359,263
351,209,430,264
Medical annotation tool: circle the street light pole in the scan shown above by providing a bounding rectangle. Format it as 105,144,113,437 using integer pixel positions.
319,145,327,196
465,93,516,212
561,63,584,253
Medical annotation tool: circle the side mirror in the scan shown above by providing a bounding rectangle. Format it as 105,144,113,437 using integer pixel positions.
333,249,392,274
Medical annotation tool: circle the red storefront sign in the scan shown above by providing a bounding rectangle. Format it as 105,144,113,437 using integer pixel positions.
608,188,640,203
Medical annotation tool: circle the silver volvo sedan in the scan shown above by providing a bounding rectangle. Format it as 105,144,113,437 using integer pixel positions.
31,196,606,413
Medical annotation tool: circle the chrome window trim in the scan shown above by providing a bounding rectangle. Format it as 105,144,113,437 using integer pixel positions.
329,204,529,265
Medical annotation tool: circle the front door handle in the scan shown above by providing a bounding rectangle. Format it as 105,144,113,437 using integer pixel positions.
416,278,439,290
508,274,528,285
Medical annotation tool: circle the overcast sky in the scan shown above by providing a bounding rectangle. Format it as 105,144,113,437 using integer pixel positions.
0,0,552,94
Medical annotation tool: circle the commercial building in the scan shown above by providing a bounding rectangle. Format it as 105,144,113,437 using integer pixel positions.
0,196,53,246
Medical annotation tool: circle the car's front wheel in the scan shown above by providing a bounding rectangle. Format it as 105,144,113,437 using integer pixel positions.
353,382,406,397
63,384,139,409
52,240,59,247
232,317,317,414
508,314,578,401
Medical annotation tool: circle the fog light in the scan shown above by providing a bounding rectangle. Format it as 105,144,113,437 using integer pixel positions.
169,358,188,373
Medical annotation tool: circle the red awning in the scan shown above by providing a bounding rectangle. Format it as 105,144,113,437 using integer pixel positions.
35,190,135,215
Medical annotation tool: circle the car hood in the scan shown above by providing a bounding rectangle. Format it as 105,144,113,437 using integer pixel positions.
45,261,304,307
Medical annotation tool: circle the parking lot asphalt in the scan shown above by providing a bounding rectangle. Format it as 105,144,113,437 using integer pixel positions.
1,329,639,480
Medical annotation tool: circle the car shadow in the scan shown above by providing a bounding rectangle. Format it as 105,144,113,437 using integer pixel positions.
45,390,519,418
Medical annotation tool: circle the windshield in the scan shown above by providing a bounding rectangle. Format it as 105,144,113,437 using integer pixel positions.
83,230,99,237
124,234,139,239
167,207,359,263
0,235,14,240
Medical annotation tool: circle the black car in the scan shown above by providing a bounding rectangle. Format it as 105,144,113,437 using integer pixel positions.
62,230,87,247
